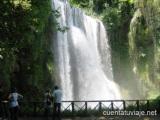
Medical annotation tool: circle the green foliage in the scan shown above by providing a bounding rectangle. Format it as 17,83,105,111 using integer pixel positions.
102,6,121,31
119,0,134,4
52,9,69,32
0,0,56,99
129,0,160,98
69,0,90,8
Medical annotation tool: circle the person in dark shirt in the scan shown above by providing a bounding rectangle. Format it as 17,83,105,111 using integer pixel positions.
44,89,52,120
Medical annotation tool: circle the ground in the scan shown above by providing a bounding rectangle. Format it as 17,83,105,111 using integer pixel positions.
14,116,159,120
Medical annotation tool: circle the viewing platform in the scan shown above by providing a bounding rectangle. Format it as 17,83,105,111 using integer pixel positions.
0,100,160,119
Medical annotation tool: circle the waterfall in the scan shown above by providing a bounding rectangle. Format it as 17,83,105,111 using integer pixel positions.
52,0,121,101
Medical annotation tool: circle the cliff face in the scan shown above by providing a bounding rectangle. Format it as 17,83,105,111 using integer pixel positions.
128,0,160,98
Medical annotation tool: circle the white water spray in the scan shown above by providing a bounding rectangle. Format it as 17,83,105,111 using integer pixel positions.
52,0,121,101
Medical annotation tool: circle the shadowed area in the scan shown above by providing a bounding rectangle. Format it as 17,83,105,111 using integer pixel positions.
17,116,160,120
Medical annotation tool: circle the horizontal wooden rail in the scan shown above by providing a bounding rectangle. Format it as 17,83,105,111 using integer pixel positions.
0,99,160,118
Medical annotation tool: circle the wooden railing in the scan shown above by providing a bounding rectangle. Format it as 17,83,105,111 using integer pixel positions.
61,100,160,115
0,99,160,118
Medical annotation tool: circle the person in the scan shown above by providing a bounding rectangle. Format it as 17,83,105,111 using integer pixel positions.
44,89,52,120
52,86,62,120
8,88,23,120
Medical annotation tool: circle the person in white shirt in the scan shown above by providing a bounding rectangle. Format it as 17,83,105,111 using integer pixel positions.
52,86,62,120
8,88,23,120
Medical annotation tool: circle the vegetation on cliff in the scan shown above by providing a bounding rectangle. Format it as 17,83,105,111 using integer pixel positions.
0,0,55,99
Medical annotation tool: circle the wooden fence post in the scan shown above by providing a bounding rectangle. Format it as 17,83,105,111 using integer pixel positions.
85,102,88,113
147,100,150,110
111,101,114,111
136,100,139,111
99,102,102,112
123,100,126,110
158,100,160,114
71,102,75,116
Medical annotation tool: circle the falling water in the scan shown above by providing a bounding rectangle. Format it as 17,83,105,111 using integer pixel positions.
52,0,121,101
